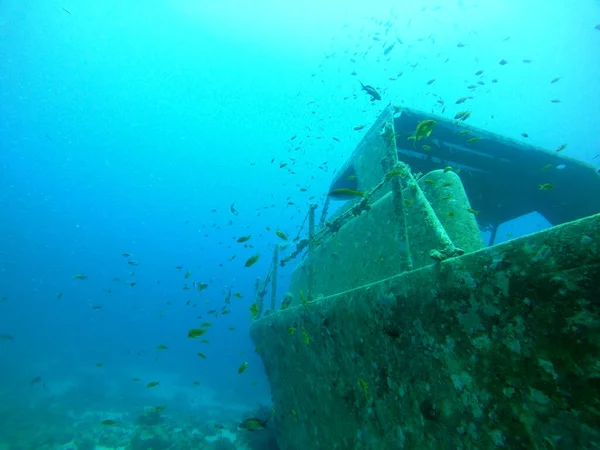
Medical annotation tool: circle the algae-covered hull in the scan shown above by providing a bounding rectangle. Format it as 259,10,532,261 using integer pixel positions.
250,213,600,449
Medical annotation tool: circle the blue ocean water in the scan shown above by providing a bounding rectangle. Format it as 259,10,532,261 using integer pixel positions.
1,1,599,449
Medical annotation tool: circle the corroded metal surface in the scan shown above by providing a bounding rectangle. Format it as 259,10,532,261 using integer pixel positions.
252,213,600,449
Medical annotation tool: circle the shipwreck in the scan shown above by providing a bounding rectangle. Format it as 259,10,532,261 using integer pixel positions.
250,105,600,449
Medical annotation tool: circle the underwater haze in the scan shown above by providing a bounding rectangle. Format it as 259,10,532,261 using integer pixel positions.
1,0,599,449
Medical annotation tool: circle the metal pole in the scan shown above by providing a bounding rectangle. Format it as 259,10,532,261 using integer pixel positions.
270,246,278,312
383,121,413,271
307,204,316,301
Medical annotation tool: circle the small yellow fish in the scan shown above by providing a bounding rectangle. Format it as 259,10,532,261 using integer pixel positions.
540,164,553,171
443,166,460,174
146,381,160,388
328,188,365,199
467,136,481,144
156,345,168,350
555,144,567,152
238,361,248,374
188,328,207,338
238,417,267,431
237,235,251,243
74,274,88,280
249,303,259,319
101,419,117,426
154,405,166,413
408,120,436,142
422,179,437,185
459,130,471,135
353,125,365,131
539,183,554,191
245,254,260,267
197,352,207,359
466,208,479,215
184,270,192,279
385,169,404,178
288,327,296,335
275,230,288,241
454,111,471,121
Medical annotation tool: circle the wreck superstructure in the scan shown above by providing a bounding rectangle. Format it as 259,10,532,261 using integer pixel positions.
250,106,600,449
